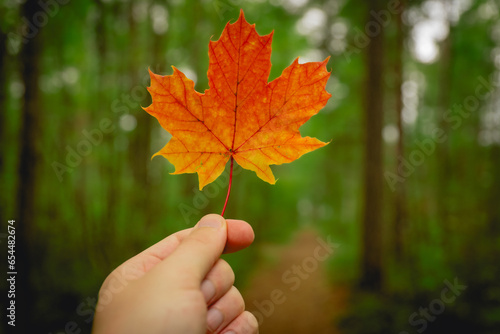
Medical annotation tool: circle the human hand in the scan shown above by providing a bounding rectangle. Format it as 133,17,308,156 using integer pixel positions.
92,214,258,334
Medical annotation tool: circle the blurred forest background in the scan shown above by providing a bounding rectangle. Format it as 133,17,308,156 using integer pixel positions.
1,0,500,333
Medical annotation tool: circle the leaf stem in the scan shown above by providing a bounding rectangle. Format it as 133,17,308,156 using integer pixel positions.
221,156,234,217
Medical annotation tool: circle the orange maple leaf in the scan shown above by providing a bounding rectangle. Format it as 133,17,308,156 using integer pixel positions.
145,10,331,195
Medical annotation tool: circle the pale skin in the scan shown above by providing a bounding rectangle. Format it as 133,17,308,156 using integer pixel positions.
92,214,258,334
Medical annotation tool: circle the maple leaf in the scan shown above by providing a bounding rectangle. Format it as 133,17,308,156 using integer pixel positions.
144,10,331,197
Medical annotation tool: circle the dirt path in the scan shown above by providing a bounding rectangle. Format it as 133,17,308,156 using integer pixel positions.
242,228,349,334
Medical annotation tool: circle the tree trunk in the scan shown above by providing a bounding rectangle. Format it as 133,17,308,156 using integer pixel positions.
15,0,43,331
359,0,385,292
127,1,154,227
394,0,406,262
435,2,453,259
0,29,8,224
0,29,7,143
94,0,114,268
487,145,500,240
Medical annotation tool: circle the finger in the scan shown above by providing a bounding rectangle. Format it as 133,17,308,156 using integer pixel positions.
139,219,253,260
220,311,259,334
224,219,255,254
113,217,254,281
201,259,235,305
206,286,245,333
155,214,228,288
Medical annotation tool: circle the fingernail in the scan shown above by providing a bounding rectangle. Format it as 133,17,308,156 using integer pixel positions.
200,279,215,303
206,307,224,331
224,331,236,334
197,215,223,229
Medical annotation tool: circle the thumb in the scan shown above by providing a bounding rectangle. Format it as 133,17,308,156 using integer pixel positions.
157,214,228,288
